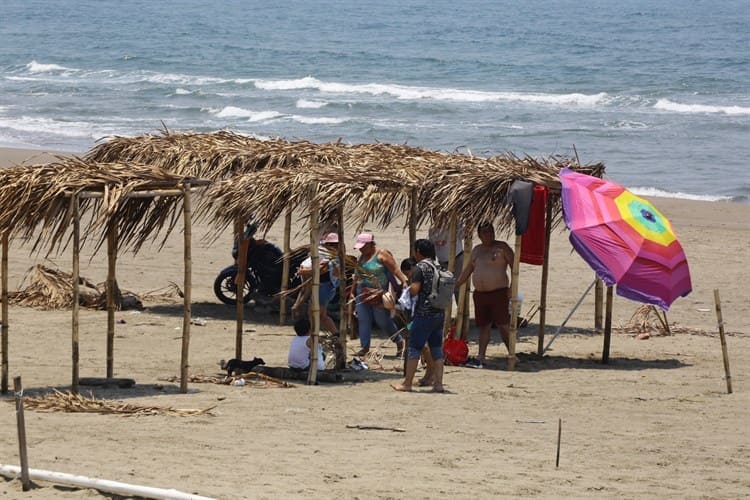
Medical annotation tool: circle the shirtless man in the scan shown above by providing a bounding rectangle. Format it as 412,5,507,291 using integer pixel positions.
455,222,514,368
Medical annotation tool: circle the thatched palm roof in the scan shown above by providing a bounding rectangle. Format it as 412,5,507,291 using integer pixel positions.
0,156,209,255
85,130,604,237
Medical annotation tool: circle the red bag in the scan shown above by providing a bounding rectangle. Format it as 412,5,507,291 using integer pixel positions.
443,327,468,366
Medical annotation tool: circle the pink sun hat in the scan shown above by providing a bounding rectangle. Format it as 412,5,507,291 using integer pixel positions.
321,232,339,244
353,232,375,249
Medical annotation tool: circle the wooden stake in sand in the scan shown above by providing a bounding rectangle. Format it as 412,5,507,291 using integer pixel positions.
602,285,613,364
714,289,732,394
556,417,562,468
13,376,31,491
106,220,117,378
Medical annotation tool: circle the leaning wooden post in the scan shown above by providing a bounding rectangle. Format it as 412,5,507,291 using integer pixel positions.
106,220,117,378
279,208,292,325
2,232,8,394
714,289,732,394
179,182,192,394
537,198,553,356
602,285,613,364
508,233,522,370
307,187,321,385
71,194,80,393
13,376,31,491
336,207,347,369
442,214,457,337
234,219,248,359
594,278,604,331
409,189,418,257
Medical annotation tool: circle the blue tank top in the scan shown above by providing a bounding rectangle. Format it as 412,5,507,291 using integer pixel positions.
358,253,388,290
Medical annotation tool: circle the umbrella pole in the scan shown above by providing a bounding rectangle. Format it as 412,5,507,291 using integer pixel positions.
602,285,613,364
508,234,522,371
594,278,604,331
543,279,597,354
713,289,732,394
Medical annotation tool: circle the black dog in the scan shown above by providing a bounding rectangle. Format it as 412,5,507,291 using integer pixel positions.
219,357,265,376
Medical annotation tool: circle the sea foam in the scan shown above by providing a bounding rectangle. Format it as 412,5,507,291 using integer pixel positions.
26,61,75,74
654,99,750,116
630,186,734,202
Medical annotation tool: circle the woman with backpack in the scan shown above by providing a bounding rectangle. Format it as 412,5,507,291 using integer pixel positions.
391,239,445,393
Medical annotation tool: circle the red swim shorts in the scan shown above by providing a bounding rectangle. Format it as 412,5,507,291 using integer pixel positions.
472,288,510,328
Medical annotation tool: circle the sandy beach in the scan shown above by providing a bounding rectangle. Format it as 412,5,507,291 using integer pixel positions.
1,147,748,499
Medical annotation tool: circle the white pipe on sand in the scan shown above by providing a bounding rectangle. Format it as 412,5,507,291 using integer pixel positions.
0,464,215,500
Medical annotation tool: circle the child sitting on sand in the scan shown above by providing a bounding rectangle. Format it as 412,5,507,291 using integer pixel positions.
287,318,325,371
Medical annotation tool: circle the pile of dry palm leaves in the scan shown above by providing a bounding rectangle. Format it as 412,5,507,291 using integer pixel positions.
9,264,181,310
161,372,294,388
21,389,214,416
615,305,725,337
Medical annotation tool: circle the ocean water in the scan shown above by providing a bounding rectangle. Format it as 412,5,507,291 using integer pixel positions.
1,0,748,202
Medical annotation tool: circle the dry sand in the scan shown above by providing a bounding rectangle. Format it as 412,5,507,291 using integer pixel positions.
1,147,748,499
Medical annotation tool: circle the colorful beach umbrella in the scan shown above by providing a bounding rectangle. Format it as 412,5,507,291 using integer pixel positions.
559,168,692,310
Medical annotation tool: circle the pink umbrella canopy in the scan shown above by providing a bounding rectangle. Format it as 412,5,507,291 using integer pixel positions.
560,168,692,310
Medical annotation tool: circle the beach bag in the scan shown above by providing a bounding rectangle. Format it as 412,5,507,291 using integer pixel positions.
443,327,468,366
360,287,384,308
418,260,455,309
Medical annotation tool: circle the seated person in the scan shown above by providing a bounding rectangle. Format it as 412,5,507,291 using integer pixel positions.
288,318,326,371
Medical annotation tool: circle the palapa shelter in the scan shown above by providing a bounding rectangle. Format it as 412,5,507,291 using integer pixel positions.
84,130,607,383
0,156,209,394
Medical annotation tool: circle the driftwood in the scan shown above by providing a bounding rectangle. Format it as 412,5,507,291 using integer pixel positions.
254,365,343,383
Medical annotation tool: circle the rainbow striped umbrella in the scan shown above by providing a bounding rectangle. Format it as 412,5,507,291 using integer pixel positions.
560,168,692,310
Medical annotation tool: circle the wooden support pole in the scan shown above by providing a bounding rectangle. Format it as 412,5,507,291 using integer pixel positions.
409,189,418,257
1,232,8,394
307,187,321,385
602,285,613,364
234,219,247,359
714,289,732,394
336,207,347,369
594,278,604,331
508,234,522,371
106,220,116,378
556,417,562,468
279,209,292,325
442,214,457,337
179,183,192,394
13,376,31,491
458,233,472,340
71,194,80,393
537,198,553,356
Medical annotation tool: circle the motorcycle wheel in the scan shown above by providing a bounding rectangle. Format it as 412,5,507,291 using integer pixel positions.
213,266,254,305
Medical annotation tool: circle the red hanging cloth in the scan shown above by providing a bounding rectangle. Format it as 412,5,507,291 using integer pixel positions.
520,185,548,265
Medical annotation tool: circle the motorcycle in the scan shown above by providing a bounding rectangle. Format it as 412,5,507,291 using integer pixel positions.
213,223,308,306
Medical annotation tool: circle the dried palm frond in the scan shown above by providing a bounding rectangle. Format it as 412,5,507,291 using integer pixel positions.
21,389,215,416
141,281,184,302
9,264,100,309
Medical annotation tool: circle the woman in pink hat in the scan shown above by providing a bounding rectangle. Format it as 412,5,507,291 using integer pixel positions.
350,232,407,357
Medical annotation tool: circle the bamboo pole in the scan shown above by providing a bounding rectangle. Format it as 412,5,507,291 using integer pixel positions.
336,207,347,369
714,289,732,394
409,189,417,257
508,234,522,370
307,186,321,385
602,285,613,364
537,198,553,356
1,232,8,394
106,220,116,378
13,376,31,491
71,194,80,393
179,183,192,394
279,208,292,325
234,219,247,359
442,214,457,337
594,278,604,331
0,464,215,500
459,233,472,340
72,186,209,199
